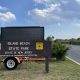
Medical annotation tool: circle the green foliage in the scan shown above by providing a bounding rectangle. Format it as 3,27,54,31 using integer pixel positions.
46,36,69,61
52,42,69,61
70,40,80,45
77,38,80,40
54,38,80,45
46,36,54,42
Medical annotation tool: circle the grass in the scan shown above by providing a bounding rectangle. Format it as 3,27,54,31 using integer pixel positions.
0,59,80,80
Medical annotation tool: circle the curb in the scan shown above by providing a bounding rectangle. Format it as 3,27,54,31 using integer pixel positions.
66,56,80,65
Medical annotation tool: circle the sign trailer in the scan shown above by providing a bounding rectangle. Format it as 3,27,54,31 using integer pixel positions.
0,27,51,73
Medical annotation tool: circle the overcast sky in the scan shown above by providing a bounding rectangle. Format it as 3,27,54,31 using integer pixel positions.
0,0,80,39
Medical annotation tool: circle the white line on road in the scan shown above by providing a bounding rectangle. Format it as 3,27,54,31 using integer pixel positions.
66,56,80,65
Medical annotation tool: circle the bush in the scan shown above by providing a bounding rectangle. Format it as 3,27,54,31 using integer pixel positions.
52,42,69,61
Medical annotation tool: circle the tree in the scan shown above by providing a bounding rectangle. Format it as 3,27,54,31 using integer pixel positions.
46,36,54,46
46,36,54,42
77,38,80,40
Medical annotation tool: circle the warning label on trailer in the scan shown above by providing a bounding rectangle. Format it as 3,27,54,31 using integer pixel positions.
36,42,43,50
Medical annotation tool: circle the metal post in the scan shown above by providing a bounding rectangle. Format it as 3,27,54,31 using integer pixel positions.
45,58,49,73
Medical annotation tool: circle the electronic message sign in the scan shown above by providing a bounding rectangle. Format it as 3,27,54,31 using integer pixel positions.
1,27,44,41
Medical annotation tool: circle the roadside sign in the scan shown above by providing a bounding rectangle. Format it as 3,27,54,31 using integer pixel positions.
0,41,51,58
0,27,51,73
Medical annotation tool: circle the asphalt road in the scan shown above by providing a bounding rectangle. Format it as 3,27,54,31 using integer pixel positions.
67,45,80,64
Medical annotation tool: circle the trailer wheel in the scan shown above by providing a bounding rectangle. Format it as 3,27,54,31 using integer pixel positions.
4,57,18,70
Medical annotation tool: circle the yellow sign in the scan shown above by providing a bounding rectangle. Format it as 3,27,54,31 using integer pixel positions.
36,42,43,50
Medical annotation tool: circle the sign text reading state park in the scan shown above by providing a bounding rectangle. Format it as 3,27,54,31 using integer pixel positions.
0,41,51,58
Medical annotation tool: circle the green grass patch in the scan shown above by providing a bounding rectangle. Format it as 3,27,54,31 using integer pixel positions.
0,59,80,80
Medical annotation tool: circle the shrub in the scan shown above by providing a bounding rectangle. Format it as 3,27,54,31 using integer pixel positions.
52,42,69,61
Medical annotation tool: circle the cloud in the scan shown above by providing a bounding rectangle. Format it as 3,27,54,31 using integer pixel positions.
32,3,61,17
76,0,80,2
28,3,62,24
60,0,68,4
0,5,16,26
0,12,16,22
0,6,8,11
73,22,80,28
75,23,80,27
28,0,80,25
34,0,49,3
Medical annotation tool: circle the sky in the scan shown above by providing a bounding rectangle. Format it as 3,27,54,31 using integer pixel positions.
0,0,80,39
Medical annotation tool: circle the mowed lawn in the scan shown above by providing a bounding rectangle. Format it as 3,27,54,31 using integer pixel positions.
0,59,80,80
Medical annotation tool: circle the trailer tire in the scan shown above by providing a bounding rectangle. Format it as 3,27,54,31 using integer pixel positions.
4,57,18,70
